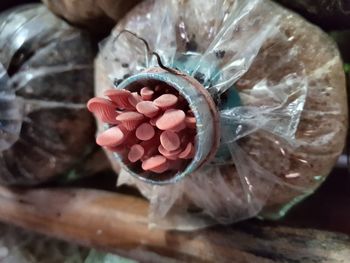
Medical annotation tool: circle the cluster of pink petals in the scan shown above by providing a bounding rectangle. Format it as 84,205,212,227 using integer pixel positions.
87,85,196,174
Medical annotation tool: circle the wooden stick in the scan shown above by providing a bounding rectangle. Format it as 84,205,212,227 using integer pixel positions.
0,186,349,262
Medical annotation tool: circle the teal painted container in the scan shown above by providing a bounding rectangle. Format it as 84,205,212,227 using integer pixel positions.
114,68,220,184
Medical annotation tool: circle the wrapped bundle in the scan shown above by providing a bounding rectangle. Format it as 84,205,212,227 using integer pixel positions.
42,0,142,35
0,4,95,185
91,0,348,229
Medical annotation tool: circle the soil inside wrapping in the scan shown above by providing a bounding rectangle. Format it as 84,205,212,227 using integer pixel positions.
0,4,96,185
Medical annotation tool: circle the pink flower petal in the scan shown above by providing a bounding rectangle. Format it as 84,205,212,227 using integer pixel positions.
150,161,169,173
128,92,143,108
153,94,178,109
169,121,186,132
136,101,159,118
87,97,119,124
160,130,180,151
104,89,132,109
158,145,182,160
116,112,145,131
128,144,145,163
156,109,186,130
94,81,198,173
96,126,126,147
142,155,167,171
140,135,160,161
149,116,160,126
136,123,155,141
140,87,154,100
105,145,124,153
179,142,195,159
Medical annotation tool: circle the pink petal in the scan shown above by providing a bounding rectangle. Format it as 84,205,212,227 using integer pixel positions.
150,161,169,173
128,144,145,163
140,87,154,100
158,145,182,160
136,123,155,141
104,89,132,109
87,98,119,124
140,136,160,161
128,92,143,108
96,126,126,147
156,109,186,130
169,121,186,132
116,112,145,131
179,142,195,159
105,145,124,153
153,94,178,109
149,116,160,126
142,155,167,171
136,101,159,118
160,130,180,151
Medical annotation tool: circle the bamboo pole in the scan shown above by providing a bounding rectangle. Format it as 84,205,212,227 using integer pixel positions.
0,186,349,262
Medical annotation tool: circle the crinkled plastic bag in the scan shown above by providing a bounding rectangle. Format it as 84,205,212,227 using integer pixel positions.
95,0,348,229
0,4,96,185
42,0,141,36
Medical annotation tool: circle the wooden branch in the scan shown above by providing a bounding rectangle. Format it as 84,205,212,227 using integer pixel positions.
0,186,349,262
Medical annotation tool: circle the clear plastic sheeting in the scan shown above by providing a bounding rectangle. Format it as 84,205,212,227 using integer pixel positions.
0,63,21,152
96,0,348,229
0,4,95,185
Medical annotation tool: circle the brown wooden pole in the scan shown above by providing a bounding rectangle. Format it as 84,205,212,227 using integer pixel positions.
0,186,349,262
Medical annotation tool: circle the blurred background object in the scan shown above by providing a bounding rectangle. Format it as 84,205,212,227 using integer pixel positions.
0,0,347,262
274,0,350,30
1,186,350,262
0,4,97,185
330,30,350,172
0,222,88,263
41,0,142,37
0,0,38,11
274,0,350,173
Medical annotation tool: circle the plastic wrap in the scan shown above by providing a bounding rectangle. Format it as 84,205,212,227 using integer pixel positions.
42,0,142,36
0,4,95,185
94,0,348,229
